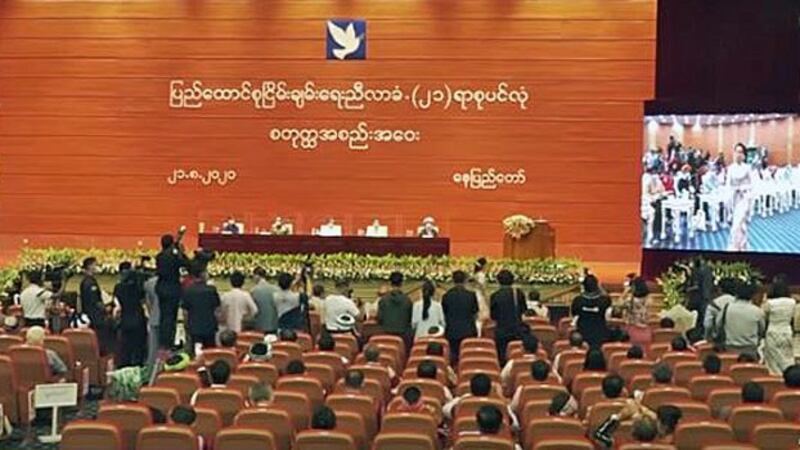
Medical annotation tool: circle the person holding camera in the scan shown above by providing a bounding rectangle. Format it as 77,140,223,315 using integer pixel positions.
156,230,189,350
20,270,63,328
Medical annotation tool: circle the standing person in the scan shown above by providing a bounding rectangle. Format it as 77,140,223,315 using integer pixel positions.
113,262,147,367
472,257,489,323
143,274,160,366
20,270,59,328
79,257,113,356
273,272,308,331
442,270,479,364
688,259,714,330
625,277,652,348
181,262,221,351
490,269,526,364
250,267,279,334
412,280,445,340
704,277,737,341
377,271,413,350
323,280,361,333
219,270,258,334
762,275,796,375
570,274,612,349
718,279,765,356
727,143,753,251
156,232,189,350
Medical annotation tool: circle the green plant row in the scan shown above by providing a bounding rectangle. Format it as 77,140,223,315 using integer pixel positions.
657,259,763,310
1,247,583,291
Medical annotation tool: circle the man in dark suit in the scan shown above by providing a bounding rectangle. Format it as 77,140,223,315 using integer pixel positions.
441,270,479,364
156,233,189,350
79,256,113,355
490,269,527,364
181,261,221,351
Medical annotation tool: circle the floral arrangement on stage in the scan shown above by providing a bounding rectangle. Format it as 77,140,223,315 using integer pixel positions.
658,258,762,309
0,267,20,294
503,214,536,239
9,247,582,285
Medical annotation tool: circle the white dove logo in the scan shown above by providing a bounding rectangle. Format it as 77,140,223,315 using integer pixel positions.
327,20,364,60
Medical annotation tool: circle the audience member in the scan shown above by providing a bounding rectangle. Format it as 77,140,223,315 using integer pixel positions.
279,329,298,342
309,284,326,318
651,363,673,385
783,364,800,388
20,270,57,328
445,373,519,429
625,277,652,347
285,360,306,376
719,279,765,355
274,272,308,331
737,351,759,363
627,345,644,359
377,271,413,349
571,275,612,348
26,326,67,378
510,360,555,410
762,275,796,375
218,329,237,349
631,417,658,443
113,262,147,367
243,342,272,363
155,234,189,350
248,382,272,407
548,391,578,417
426,342,457,386
702,354,721,374
220,270,258,333
170,405,202,450
182,261,222,350
583,349,607,372
390,386,436,417
80,257,113,355
442,270,479,364
310,406,337,430
412,280,445,340
500,334,540,385
526,289,549,319
490,270,527,364
602,374,625,399
250,267,279,334
670,336,689,352
659,318,675,329
190,360,231,404
458,405,522,450
553,331,585,373
324,280,361,334
317,333,349,365
364,345,396,380
720,381,765,420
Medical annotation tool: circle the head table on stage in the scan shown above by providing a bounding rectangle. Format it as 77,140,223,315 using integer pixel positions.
197,233,450,256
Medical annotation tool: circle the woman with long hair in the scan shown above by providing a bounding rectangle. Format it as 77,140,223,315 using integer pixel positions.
625,277,653,348
727,143,752,251
472,257,489,323
411,280,445,339
571,274,612,348
762,275,796,375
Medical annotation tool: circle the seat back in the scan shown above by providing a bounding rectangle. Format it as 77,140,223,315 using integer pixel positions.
373,433,436,450
772,390,800,420
98,404,153,450
642,386,692,410
459,348,497,361
0,355,21,423
235,407,293,450
523,417,585,450
586,400,628,434
201,349,239,370
192,407,222,448
396,379,447,404
618,444,676,450
728,405,783,442
193,388,245,427
652,328,680,344
458,357,500,375
668,401,711,421
530,325,558,353
155,373,201,405
272,342,303,362
332,334,359,359
618,360,655,383
9,344,50,387
532,439,594,450
689,375,735,401
750,376,784,400
303,352,346,378
137,425,199,450
673,361,703,387
752,422,800,450
454,435,514,450
455,397,509,423
515,384,567,412
44,336,77,370
63,328,102,384
277,377,325,410
674,421,734,450
295,430,356,450
61,421,122,450
571,372,606,398
138,387,180,417
215,427,276,450
578,387,604,419
707,388,742,418
335,411,367,450
238,363,279,386
272,390,312,430
729,363,769,385
334,378,385,405
326,394,377,439
227,374,261,400
305,363,337,392
381,413,437,447
0,335,23,354
556,350,586,374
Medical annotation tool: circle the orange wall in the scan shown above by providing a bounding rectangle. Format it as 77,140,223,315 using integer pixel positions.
648,117,798,165
0,0,656,263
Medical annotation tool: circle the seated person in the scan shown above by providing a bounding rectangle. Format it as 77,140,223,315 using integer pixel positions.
553,331,585,373
284,360,306,376
218,330,237,349
583,349,608,373
26,326,68,379
191,360,231,404
650,363,673,386
720,381,765,420
659,318,675,329
500,334,541,386
783,364,800,389
417,216,440,238
426,342,457,386
341,369,381,412
631,417,659,444
242,342,272,363
309,284,326,318
702,354,722,375
602,374,626,400
525,289,548,318
444,373,519,430
595,401,682,447
270,216,292,235
548,391,579,418
248,382,273,407
363,345,397,382
311,406,337,430
318,218,343,237
510,360,556,411
416,360,453,402
365,219,388,238
317,333,349,365
737,351,759,363
279,329,298,342
456,405,522,450
221,217,241,234
626,345,644,359
668,336,690,353
171,405,203,450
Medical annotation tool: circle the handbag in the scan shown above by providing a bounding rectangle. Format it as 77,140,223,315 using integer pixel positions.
710,303,730,348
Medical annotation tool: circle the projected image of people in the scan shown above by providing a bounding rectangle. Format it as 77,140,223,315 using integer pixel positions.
641,114,800,253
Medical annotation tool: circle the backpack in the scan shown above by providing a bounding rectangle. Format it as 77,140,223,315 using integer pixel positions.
709,302,730,349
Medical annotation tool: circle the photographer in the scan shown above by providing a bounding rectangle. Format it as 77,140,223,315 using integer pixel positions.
156,228,189,350
113,262,147,367
20,270,64,328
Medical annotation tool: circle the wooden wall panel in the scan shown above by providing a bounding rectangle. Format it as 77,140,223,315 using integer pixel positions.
0,0,655,263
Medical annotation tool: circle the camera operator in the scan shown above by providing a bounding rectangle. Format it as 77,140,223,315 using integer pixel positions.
156,228,189,350
113,261,147,367
20,270,64,328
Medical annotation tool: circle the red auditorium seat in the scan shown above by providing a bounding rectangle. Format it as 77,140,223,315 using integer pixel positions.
97,403,152,450
728,405,783,442
751,422,800,450
192,387,245,427
137,386,180,418
137,425,199,450
215,427,276,450
729,363,769,385
372,433,436,450
674,421,735,450
234,407,293,450
61,421,122,450
295,430,356,450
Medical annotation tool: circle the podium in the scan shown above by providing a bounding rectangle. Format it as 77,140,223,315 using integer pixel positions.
503,220,555,259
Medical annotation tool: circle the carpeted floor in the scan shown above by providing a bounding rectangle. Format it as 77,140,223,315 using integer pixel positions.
0,402,98,450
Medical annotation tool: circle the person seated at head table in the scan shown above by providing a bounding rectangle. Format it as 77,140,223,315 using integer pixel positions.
318,218,343,237
221,216,241,234
270,216,292,235
417,216,440,238
365,218,389,237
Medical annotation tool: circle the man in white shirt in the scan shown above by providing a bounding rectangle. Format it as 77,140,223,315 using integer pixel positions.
318,218,343,237
324,280,361,332
365,219,388,238
20,271,57,328
220,271,258,333
704,277,737,340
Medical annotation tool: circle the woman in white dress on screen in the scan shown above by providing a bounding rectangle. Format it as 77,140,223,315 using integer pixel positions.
727,143,753,251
